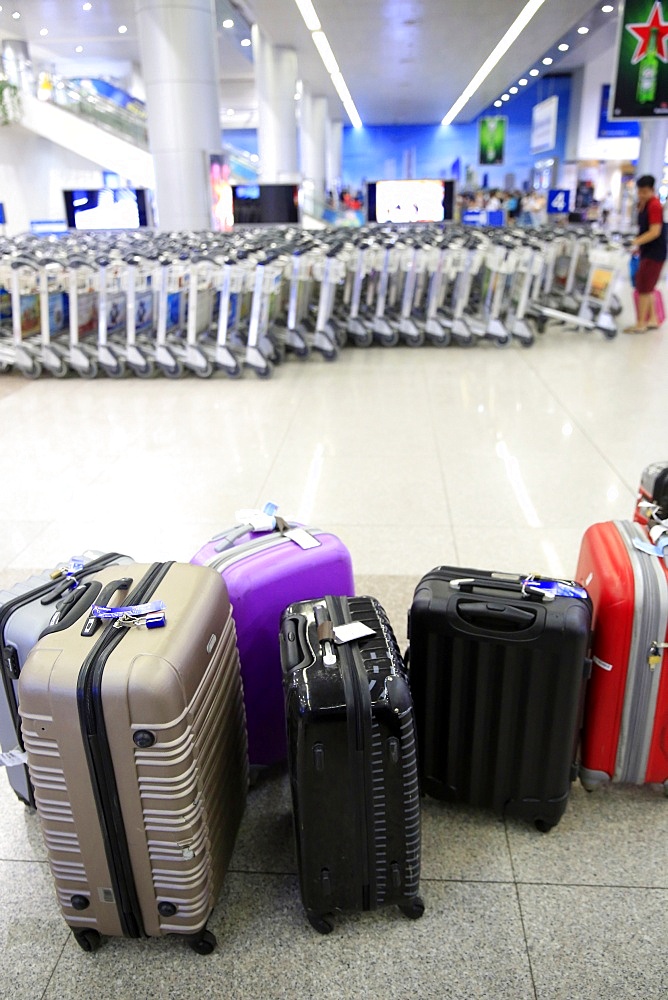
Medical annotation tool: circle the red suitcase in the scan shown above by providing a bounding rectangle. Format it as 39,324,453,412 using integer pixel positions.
575,520,668,793
633,461,668,527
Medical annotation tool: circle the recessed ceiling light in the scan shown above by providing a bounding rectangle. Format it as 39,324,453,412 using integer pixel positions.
601,4,614,11
529,68,540,76
250,154,259,162
75,45,84,53
543,56,553,65
578,25,589,34
519,78,528,85
118,24,127,33
494,100,503,107
40,27,48,36
509,86,518,94
240,37,251,46
82,2,92,9
501,93,510,101
12,10,20,19
558,43,569,51
226,108,235,116
222,18,234,28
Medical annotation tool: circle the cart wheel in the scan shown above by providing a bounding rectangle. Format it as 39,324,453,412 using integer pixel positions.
519,336,535,348
427,333,451,348
188,929,216,955
253,362,273,380
223,362,243,379
292,345,310,359
452,335,473,348
321,348,338,362
352,331,373,348
79,359,98,379
535,819,555,834
307,912,334,935
0,363,10,374
74,929,102,952
192,359,214,379
132,359,156,379
377,332,399,347
493,335,510,348
104,360,127,379
20,359,43,379
160,360,184,379
399,896,425,920
52,358,70,378
404,333,425,348
601,328,617,340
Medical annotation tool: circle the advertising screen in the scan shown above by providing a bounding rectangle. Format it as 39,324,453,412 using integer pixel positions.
366,179,454,224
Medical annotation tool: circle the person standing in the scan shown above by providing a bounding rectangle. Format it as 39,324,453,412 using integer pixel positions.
625,174,666,333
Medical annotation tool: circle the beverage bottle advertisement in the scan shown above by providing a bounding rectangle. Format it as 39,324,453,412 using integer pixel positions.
135,291,154,334
106,293,127,335
610,0,668,118
478,116,507,165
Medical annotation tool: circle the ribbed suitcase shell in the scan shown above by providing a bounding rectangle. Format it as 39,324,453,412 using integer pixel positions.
576,521,668,791
192,523,354,767
409,567,592,831
280,595,423,933
0,551,132,807
18,562,248,952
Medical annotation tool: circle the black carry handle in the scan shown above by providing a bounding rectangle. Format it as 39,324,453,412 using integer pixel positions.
39,582,101,639
280,612,311,672
455,599,537,633
314,604,337,666
80,577,133,638
447,573,546,604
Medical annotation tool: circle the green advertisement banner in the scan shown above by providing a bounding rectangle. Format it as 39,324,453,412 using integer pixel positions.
478,116,507,165
610,0,668,119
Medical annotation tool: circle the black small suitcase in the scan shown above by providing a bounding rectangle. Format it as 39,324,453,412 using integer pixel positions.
280,594,423,933
408,568,593,832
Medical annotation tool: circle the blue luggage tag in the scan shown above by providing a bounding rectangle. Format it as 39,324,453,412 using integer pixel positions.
521,576,589,601
91,599,167,629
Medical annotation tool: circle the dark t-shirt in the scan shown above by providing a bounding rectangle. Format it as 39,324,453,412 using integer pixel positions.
638,195,667,262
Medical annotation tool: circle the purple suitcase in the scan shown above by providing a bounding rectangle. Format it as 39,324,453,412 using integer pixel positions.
191,513,354,766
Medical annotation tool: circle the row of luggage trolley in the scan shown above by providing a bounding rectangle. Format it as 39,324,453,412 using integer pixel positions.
0,465,667,952
0,223,630,380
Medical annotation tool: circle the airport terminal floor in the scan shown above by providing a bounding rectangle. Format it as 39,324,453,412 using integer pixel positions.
0,279,666,999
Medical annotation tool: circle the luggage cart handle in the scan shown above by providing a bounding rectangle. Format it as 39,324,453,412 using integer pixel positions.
455,599,537,631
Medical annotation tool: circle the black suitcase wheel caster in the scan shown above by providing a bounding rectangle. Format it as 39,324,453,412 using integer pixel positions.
535,819,555,834
399,896,425,920
307,912,334,935
188,928,217,954
73,929,102,952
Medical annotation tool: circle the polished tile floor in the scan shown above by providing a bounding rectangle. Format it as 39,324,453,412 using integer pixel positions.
1,287,667,999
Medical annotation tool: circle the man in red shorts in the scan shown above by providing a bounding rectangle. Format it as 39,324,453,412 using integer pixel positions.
625,174,666,333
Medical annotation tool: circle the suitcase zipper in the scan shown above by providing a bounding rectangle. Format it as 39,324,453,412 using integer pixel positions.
206,529,326,572
76,561,173,938
0,552,127,807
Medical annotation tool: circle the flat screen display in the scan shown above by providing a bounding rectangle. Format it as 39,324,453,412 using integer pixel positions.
63,188,150,230
367,179,454,224
231,184,299,225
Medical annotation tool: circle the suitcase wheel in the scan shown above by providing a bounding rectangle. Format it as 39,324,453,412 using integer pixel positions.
399,896,425,921
188,928,217,955
73,929,102,953
534,819,555,834
307,912,334,935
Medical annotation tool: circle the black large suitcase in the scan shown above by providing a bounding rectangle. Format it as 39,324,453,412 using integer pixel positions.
280,594,423,933
408,567,593,832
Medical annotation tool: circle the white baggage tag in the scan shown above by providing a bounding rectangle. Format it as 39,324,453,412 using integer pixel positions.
285,528,321,550
333,622,376,644
0,747,28,768
234,508,275,532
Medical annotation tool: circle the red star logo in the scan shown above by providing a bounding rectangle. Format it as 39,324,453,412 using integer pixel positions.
626,1,668,63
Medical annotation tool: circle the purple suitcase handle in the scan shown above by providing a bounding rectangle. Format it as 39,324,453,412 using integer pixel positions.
211,517,294,553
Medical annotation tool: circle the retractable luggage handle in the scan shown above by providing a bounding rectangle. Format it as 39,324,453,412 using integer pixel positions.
448,574,588,603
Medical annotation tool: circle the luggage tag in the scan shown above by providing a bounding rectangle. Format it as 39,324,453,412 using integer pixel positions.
333,622,376,644
90,599,167,630
0,746,28,768
520,576,588,601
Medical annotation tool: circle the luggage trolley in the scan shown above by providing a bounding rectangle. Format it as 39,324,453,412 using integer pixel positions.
65,255,125,378
530,242,623,338
243,252,286,378
8,254,69,377
154,255,212,377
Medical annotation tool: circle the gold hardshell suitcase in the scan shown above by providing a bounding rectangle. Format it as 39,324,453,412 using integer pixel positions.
18,561,248,954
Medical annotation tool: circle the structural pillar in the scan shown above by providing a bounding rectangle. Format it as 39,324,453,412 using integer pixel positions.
135,0,221,230
252,26,300,183
637,119,668,180
326,118,343,198
300,90,328,213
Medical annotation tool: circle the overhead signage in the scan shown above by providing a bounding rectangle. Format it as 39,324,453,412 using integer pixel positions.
530,96,559,154
478,116,507,166
598,84,641,137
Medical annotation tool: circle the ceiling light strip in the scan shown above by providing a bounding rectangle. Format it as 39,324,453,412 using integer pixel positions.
293,0,363,127
441,0,548,125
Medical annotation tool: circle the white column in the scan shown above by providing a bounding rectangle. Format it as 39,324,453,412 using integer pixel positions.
637,120,668,180
326,119,343,196
300,91,327,197
252,26,299,183
135,0,221,230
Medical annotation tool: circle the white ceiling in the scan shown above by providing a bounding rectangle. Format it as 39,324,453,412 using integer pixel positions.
0,0,620,127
